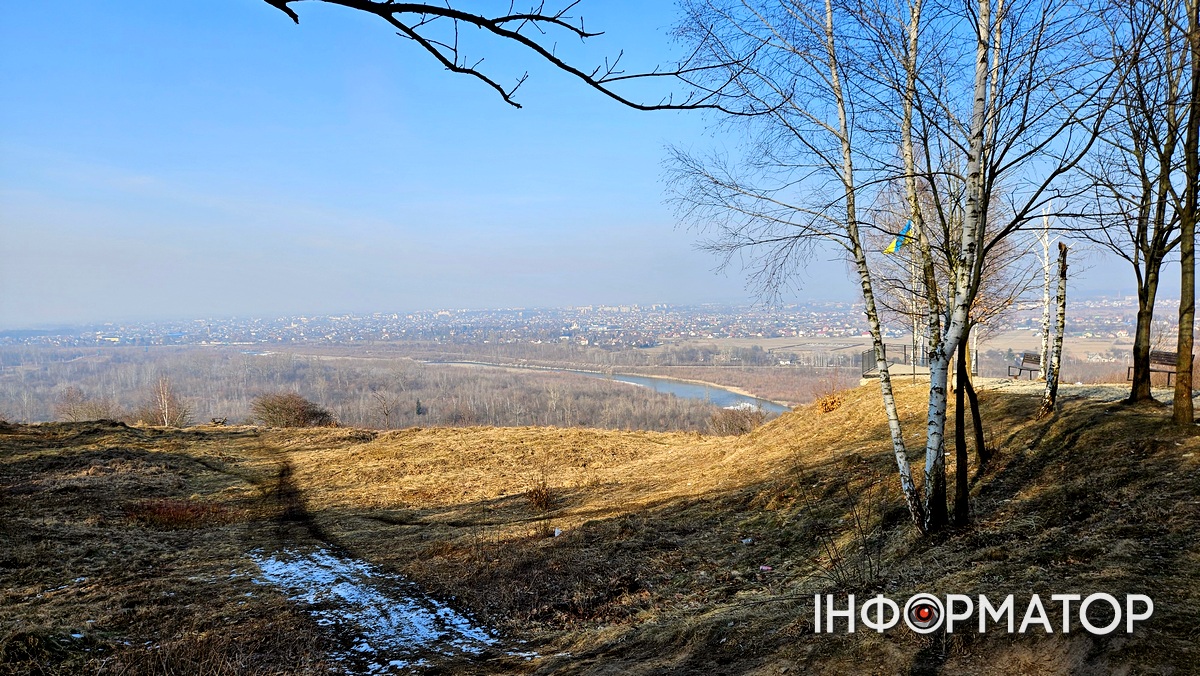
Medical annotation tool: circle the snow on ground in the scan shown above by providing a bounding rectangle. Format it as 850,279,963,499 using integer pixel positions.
250,547,497,674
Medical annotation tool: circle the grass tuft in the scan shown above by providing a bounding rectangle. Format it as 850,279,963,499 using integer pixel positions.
525,469,555,512
125,498,238,529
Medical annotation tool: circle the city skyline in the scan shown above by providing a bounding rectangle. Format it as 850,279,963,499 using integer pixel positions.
0,2,1158,329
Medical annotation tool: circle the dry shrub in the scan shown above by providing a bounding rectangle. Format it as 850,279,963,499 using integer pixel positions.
250,393,335,427
54,387,124,423
797,471,887,588
809,369,853,412
125,499,237,529
814,392,845,413
526,470,555,511
707,406,767,435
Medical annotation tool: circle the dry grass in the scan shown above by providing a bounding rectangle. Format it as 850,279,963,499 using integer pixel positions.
125,498,241,529
3,384,1199,674
525,467,556,512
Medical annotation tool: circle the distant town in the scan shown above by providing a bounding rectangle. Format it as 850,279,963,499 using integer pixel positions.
0,296,1157,350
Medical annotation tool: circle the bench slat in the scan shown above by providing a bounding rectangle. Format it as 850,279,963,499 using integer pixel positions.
1149,351,1179,365
1010,352,1042,379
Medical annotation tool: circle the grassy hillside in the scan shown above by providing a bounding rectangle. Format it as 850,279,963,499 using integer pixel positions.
1,382,1197,674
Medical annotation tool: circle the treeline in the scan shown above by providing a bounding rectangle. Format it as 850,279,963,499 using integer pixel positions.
0,347,727,432
392,340,818,368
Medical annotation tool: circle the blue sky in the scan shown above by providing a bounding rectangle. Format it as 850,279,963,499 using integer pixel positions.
0,1,1141,328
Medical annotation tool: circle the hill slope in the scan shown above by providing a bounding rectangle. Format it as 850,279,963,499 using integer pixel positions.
1,382,1197,674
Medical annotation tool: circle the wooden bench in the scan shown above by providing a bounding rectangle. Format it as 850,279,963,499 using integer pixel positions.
1127,350,1187,386
1009,351,1041,379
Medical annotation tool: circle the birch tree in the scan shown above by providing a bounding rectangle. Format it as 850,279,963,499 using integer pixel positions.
669,0,1112,533
1039,243,1069,417
135,377,193,428
668,0,927,529
1039,211,1055,379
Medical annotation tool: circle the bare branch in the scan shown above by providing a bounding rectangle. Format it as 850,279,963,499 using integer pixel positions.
263,0,755,112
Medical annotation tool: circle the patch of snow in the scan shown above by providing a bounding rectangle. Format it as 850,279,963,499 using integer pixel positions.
250,547,496,674
723,402,763,411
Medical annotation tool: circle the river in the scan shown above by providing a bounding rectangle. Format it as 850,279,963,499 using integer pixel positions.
430,361,791,415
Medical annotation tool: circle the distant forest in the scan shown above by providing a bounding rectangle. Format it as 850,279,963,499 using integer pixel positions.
0,347,734,432
0,342,1133,431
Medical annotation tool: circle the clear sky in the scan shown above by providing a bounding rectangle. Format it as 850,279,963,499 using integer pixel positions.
0,1,1144,329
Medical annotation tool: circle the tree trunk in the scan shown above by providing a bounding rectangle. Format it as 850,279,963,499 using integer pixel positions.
1129,264,1161,402
1040,214,1052,379
963,362,989,464
1176,213,1195,424
824,0,924,529
954,339,969,526
1039,243,1069,417
1174,0,1199,425
962,322,990,465
923,0,990,534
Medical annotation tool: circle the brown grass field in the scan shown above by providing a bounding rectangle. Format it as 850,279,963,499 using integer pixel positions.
2,382,1198,674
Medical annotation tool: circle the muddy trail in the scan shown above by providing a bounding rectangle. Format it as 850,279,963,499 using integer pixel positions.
255,459,514,674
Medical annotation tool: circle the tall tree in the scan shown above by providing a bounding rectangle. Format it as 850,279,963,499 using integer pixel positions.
667,0,927,530
1076,0,1188,403
668,0,1111,533
135,376,193,428
1039,243,1069,418
1175,0,1200,424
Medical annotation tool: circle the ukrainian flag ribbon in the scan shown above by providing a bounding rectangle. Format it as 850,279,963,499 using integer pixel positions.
884,219,913,254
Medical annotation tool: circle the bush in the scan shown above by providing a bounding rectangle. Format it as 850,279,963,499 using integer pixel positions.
55,386,124,422
707,406,767,435
250,392,335,427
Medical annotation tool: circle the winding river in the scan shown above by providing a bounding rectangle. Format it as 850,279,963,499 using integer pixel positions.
430,361,791,414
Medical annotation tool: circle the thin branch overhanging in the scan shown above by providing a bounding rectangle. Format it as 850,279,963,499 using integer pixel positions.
264,0,756,112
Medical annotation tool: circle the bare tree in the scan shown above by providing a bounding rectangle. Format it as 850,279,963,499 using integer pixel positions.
1074,0,1190,403
1174,0,1200,424
371,389,399,429
134,376,193,427
668,0,1111,533
262,1,745,112
668,0,930,530
54,387,88,422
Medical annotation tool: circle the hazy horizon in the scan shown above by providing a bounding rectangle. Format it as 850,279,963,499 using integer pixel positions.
0,2,1155,330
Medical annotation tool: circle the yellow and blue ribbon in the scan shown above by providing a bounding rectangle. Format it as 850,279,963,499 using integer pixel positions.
884,219,913,254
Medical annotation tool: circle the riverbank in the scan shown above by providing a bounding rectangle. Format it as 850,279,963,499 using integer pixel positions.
427,360,793,412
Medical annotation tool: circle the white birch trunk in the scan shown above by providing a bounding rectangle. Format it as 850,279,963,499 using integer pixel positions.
1040,209,1052,379
826,0,924,529
1040,243,1069,416
922,0,992,531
